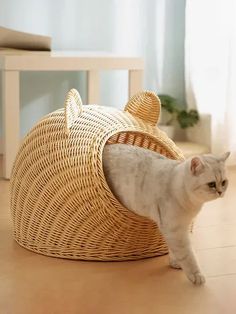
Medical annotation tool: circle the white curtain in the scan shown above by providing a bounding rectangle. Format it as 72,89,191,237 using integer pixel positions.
185,0,236,165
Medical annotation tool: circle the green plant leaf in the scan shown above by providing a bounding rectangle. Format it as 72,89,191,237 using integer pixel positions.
158,94,179,114
177,109,199,129
158,94,199,129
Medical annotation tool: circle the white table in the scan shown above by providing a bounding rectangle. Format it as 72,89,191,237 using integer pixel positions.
0,49,144,179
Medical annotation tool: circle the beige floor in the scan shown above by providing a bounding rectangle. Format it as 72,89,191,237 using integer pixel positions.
1,162,236,314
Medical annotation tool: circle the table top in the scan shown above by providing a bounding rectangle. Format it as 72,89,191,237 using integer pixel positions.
0,49,144,71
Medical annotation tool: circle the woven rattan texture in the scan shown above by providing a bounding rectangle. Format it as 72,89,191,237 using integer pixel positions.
10,90,184,261
124,91,161,126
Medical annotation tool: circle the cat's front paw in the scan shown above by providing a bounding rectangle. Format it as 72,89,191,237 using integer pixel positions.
169,259,182,269
188,272,206,285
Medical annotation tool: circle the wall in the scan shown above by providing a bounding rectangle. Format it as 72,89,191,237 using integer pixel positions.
0,0,186,139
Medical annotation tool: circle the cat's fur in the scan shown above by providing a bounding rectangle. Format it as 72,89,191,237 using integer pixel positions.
103,144,230,285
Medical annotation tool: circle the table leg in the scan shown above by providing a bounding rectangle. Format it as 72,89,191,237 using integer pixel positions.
87,70,99,104
128,70,144,98
2,71,20,179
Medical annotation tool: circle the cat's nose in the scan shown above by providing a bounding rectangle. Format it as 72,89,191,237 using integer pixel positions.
217,191,223,197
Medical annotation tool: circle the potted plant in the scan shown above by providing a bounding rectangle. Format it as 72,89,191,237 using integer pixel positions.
158,94,199,139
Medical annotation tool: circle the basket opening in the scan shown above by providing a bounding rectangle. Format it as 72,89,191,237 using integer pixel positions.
101,130,175,221
106,131,174,159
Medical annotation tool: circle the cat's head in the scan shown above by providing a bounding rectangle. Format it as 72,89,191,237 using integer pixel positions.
186,152,230,203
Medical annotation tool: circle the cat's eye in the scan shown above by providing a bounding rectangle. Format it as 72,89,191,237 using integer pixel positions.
208,181,216,188
222,180,227,186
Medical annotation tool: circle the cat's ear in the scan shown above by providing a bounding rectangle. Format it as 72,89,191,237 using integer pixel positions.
219,152,230,162
190,157,205,176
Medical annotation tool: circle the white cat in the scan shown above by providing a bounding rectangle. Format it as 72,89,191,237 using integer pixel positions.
103,144,230,285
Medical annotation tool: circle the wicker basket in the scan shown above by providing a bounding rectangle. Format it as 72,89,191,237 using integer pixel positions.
10,89,184,261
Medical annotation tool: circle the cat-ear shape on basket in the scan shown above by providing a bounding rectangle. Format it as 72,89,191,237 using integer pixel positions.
190,156,205,176
124,91,161,125
64,88,83,134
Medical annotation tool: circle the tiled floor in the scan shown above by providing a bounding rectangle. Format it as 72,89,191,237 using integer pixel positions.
0,163,236,314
